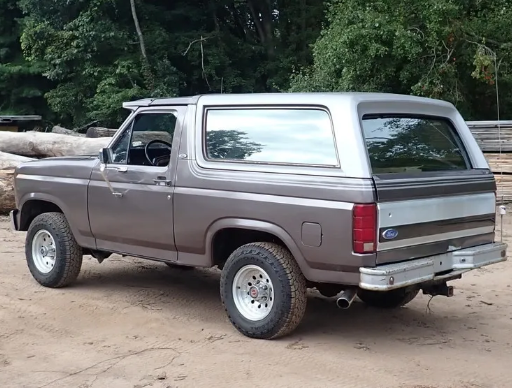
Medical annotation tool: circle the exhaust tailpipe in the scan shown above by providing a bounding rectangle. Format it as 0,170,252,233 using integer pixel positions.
336,288,357,309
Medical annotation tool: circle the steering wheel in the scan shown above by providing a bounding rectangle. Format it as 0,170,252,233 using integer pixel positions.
144,139,173,166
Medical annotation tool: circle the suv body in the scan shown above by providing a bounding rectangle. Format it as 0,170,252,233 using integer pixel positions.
9,92,507,339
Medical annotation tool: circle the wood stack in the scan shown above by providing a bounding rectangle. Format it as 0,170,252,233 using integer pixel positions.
0,126,175,213
466,121,512,203
0,127,115,213
1,120,512,213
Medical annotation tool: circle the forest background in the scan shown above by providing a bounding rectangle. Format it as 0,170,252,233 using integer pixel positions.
0,0,510,129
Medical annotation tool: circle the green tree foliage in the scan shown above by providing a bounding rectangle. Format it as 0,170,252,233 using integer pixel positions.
290,0,512,120
4,0,512,127
0,0,51,117
10,0,325,127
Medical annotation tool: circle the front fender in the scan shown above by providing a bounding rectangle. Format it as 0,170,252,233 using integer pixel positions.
18,192,94,248
19,192,72,222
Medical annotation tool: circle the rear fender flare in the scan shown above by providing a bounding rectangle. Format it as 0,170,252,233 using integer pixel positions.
205,218,310,276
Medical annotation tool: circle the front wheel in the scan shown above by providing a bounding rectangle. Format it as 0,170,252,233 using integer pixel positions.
25,212,83,288
358,287,419,309
220,242,307,340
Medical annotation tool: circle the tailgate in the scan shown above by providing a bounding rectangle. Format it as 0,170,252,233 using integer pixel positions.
361,114,496,265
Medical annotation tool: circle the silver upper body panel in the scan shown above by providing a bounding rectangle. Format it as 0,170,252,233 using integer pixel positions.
122,92,490,179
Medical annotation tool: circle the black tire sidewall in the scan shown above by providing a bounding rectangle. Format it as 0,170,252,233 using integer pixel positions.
25,216,70,287
221,247,293,339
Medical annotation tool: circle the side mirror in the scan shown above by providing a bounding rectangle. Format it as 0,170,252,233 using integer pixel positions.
99,148,110,164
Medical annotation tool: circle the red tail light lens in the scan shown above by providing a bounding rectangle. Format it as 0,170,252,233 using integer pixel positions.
352,204,377,254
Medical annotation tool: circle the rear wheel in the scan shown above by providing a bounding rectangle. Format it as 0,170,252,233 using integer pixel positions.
358,287,419,309
25,212,83,288
220,242,307,339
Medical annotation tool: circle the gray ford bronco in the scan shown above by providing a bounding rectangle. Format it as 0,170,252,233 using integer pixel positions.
9,92,508,339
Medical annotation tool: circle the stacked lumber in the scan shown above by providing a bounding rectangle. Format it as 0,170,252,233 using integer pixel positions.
467,121,512,203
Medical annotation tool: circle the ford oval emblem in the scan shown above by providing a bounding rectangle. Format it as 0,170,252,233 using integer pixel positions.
382,229,398,240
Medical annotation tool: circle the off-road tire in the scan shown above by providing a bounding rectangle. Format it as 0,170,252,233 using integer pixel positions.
25,212,83,288
358,287,420,309
220,242,307,340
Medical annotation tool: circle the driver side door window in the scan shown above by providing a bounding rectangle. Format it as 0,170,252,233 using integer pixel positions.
111,111,177,167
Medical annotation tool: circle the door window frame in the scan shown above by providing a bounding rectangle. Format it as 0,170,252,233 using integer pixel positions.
105,107,184,168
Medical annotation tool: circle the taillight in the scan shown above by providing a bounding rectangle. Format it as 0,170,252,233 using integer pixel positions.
352,203,377,254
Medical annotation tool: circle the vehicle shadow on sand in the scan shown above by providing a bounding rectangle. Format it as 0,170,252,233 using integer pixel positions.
73,257,484,346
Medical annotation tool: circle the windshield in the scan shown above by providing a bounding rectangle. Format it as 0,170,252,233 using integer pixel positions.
361,115,470,174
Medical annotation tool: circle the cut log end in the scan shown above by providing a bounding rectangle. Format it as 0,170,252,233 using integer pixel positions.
0,152,35,214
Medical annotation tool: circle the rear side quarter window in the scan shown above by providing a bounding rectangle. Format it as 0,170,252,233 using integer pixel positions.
361,115,471,174
204,108,339,167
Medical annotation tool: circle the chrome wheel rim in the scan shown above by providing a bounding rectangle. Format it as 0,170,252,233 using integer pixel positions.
232,265,274,321
31,230,56,274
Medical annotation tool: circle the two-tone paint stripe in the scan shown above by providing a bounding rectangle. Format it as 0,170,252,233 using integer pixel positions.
377,192,496,251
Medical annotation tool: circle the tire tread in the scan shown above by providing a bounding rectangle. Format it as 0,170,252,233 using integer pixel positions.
220,242,307,339
26,212,83,288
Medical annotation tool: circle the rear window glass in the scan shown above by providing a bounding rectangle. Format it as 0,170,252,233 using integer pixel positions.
361,116,469,174
204,108,338,166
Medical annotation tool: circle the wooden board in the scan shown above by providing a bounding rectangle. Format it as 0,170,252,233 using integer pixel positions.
493,174,512,203
484,153,512,174
467,123,512,152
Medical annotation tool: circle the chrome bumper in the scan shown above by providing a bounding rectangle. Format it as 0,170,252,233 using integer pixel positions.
359,242,508,291
9,209,19,231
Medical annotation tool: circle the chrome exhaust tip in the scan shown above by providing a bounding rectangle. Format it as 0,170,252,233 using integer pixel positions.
336,288,357,309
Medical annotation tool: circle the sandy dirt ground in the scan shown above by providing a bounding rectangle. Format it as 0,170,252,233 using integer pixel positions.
1,215,512,388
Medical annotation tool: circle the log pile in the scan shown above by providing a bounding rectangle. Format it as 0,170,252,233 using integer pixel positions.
0,127,116,213
0,125,174,214
0,131,110,158
0,152,34,213
466,121,512,203
1,120,512,213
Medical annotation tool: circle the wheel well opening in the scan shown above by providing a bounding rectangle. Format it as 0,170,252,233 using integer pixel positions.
20,200,63,231
212,228,287,269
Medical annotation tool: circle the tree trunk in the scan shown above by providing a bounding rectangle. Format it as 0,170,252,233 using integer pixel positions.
130,0,148,62
130,0,154,90
0,132,110,158
52,126,84,137
0,152,34,214
86,127,118,138
247,0,274,57
0,151,33,169
0,170,16,214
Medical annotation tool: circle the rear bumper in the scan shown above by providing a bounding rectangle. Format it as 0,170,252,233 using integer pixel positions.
9,209,19,231
359,242,508,291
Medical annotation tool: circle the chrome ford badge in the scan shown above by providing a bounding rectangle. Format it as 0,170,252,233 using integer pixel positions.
382,229,398,240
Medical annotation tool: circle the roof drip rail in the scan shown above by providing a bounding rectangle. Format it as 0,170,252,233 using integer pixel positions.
122,98,155,110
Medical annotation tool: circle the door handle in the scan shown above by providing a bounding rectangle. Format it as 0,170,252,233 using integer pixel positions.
153,176,172,186
106,166,128,172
